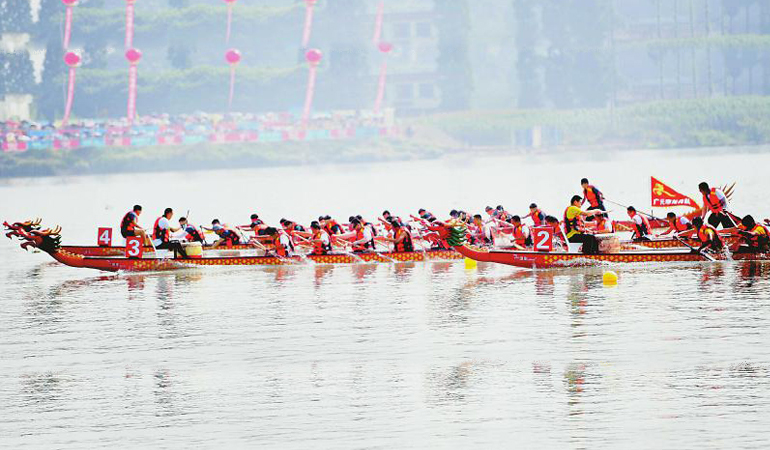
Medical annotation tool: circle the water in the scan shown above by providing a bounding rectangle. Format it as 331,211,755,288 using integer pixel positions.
2,149,770,449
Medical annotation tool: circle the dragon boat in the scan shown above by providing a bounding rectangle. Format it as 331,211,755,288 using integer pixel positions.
3,219,462,273
444,227,770,269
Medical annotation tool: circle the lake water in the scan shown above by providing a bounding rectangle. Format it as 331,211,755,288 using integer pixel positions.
2,149,770,449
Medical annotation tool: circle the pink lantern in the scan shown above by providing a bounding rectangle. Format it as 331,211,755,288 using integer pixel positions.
301,0,318,47
125,48,142,125
225,49,241,110
305,49,323,65
302,49,323,126
61,0,78,50
64,51,81,67
225,49,241,65
62,51,81,126
125,0,137,50
224,0,238,44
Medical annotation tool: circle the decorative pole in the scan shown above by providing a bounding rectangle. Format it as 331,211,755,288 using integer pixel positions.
225,49,242,111
125,48,142,126
62,51,81,126
125,0,137,50
301,0,317,48
61,0,78,50
374,42,393,113
372,1,385,44
302,49,323,126
224,0,237,44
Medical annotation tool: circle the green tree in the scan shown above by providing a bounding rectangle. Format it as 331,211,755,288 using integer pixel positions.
167,44,192,70
37,39,66,120
435,0,473,110
0,0,33,33
4,51,35,94
513,0,543,108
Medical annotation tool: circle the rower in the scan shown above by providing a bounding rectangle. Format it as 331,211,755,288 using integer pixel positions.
206,219,241,249
350,218,376,252
241,214,268,236
320,215,343,235
120,204,151,245
660,212,692,236
510,215,531,250
581,178,607,220
356,215,378,238
736,215,770,253
152,208,188,258
692,217,724,253
178,217,205,243
418,209,437,223
496,205,510,222
698,182,735,229
484,206,498,221
281,219,306,234
471,214,494,246
383,221,414,253
524,203,546,227
626,206,652,242
564,195,602,254
264,227,295,257
545,215,567,248
308,221,332,255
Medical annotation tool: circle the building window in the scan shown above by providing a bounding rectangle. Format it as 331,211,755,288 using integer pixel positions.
415,22,432,38
418,83,435,99
396,84,413,100
393,22,411,39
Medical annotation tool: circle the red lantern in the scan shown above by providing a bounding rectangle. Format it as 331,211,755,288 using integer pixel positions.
61,0,78,50
125,0,137,50
125,48,142,125
301,0,318,47
225,49,242,65
302,49,323,126
125,48,142,64
225,49,242,110
305,49,323,65
62,51,81,126
64,51,81,67
374,43,393,113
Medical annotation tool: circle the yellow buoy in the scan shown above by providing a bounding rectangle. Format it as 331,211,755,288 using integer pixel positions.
603,270,619,285
464,257,477,270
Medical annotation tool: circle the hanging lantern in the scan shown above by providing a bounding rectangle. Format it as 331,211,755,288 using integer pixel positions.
224,0,237,44
225,49,242,110
301,0,318,48
374,42,393,113
61,0,78,50
125,48,142,125
125,0,137,50
302,49,323,126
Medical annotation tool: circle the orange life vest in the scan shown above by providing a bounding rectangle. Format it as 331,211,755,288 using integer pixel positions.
531,210,545,227
703,188,724,214
563,208,584,236
152,217,170,243
631,213,651,238
353,228,375,252
671,216,690,232
512,224,527,247
311,230,331,255
393,228,414,253
697,224,723,248
583,185,602,208
273,231,294,257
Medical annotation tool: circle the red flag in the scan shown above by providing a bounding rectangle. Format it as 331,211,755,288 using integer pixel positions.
651,177,698,208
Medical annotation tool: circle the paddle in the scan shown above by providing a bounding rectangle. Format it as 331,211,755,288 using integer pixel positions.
674,235,716,262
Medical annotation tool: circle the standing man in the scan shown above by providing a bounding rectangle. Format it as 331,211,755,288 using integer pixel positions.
581,178,606,218
120,204,151,245
699,182,735,229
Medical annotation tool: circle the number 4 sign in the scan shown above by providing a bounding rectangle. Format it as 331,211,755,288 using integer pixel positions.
97,227,112,247
125,237,144,259
533,227,553,252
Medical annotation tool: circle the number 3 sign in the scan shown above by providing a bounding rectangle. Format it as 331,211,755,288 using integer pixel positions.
125,237,144,259
533,227,553,252
97,227,112,247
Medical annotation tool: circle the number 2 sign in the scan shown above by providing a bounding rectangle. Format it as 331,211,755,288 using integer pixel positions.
97,227,112,247
125,237,144,259
533,227,553,252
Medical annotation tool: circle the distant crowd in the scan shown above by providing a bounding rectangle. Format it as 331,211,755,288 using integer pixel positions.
1,110,397,152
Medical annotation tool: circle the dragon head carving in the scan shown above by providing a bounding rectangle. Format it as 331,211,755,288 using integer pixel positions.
4,220,61,254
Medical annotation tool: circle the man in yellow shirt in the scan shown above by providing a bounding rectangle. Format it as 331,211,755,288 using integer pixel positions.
564,195,603,254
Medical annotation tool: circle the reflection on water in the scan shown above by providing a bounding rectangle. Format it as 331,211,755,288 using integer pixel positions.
3,248,770,446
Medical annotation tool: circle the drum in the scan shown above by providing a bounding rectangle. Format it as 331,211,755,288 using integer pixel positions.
183,242,203,259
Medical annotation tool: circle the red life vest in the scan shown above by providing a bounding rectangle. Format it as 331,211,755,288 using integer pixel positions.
703,188,724,214
311,230,331,255
745,224,770,248
353,228,375,251
631,213,651,238
697,224,723,248
672,217,690,232
184,226,204,243
324,220,341,235
273,232,294,257
393,228,414,253
531,210,545,227
152,217,170,243
121,211,137,234
583,185,602,208
512,224,527,247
